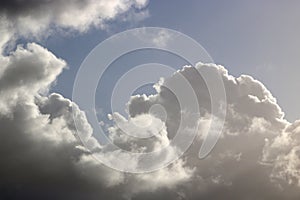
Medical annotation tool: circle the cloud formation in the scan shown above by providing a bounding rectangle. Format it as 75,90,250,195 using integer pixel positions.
0,0,148,49
1,48,300,199
1,1,300,199
0,43,124,199
121,63,300,199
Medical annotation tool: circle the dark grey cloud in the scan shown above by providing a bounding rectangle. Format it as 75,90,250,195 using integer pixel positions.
0,0,57,15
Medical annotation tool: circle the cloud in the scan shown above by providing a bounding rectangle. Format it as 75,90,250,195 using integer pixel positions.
1,2,300,199
0,0,149,49
0,43,66,116
0,2,194,199
262,120,300,187
0,42,125,199
0,41,192,199
122,63,300,199
1,40,300,199
0,39,299,199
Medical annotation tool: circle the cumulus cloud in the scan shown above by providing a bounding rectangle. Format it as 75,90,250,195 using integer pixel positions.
0,34,192,200
0,50,192,197
0,42,126,199
1,39,300,199
1,42,300,199
0,2,194,199
1,1,300,199
262,120,300,187
0,0,148,49
122,63,300,199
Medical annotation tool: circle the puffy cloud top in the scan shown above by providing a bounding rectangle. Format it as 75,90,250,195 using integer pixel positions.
1,1,300,199
0,0,148,49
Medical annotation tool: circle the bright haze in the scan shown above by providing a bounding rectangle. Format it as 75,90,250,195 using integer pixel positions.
1,1,300,200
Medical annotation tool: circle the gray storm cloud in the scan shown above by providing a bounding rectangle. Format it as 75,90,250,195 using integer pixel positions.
1,1,300,199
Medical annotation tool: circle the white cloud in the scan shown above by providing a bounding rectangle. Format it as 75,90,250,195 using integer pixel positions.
0,0,149,49
263,120,300,187
1,2,300,199
122,63,300,199
0,42,125,199
0,39,193,200
1,41,300,199
0,43,66,116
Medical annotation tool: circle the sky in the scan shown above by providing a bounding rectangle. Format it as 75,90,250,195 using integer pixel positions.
46,0,300,122
1,1,300,200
